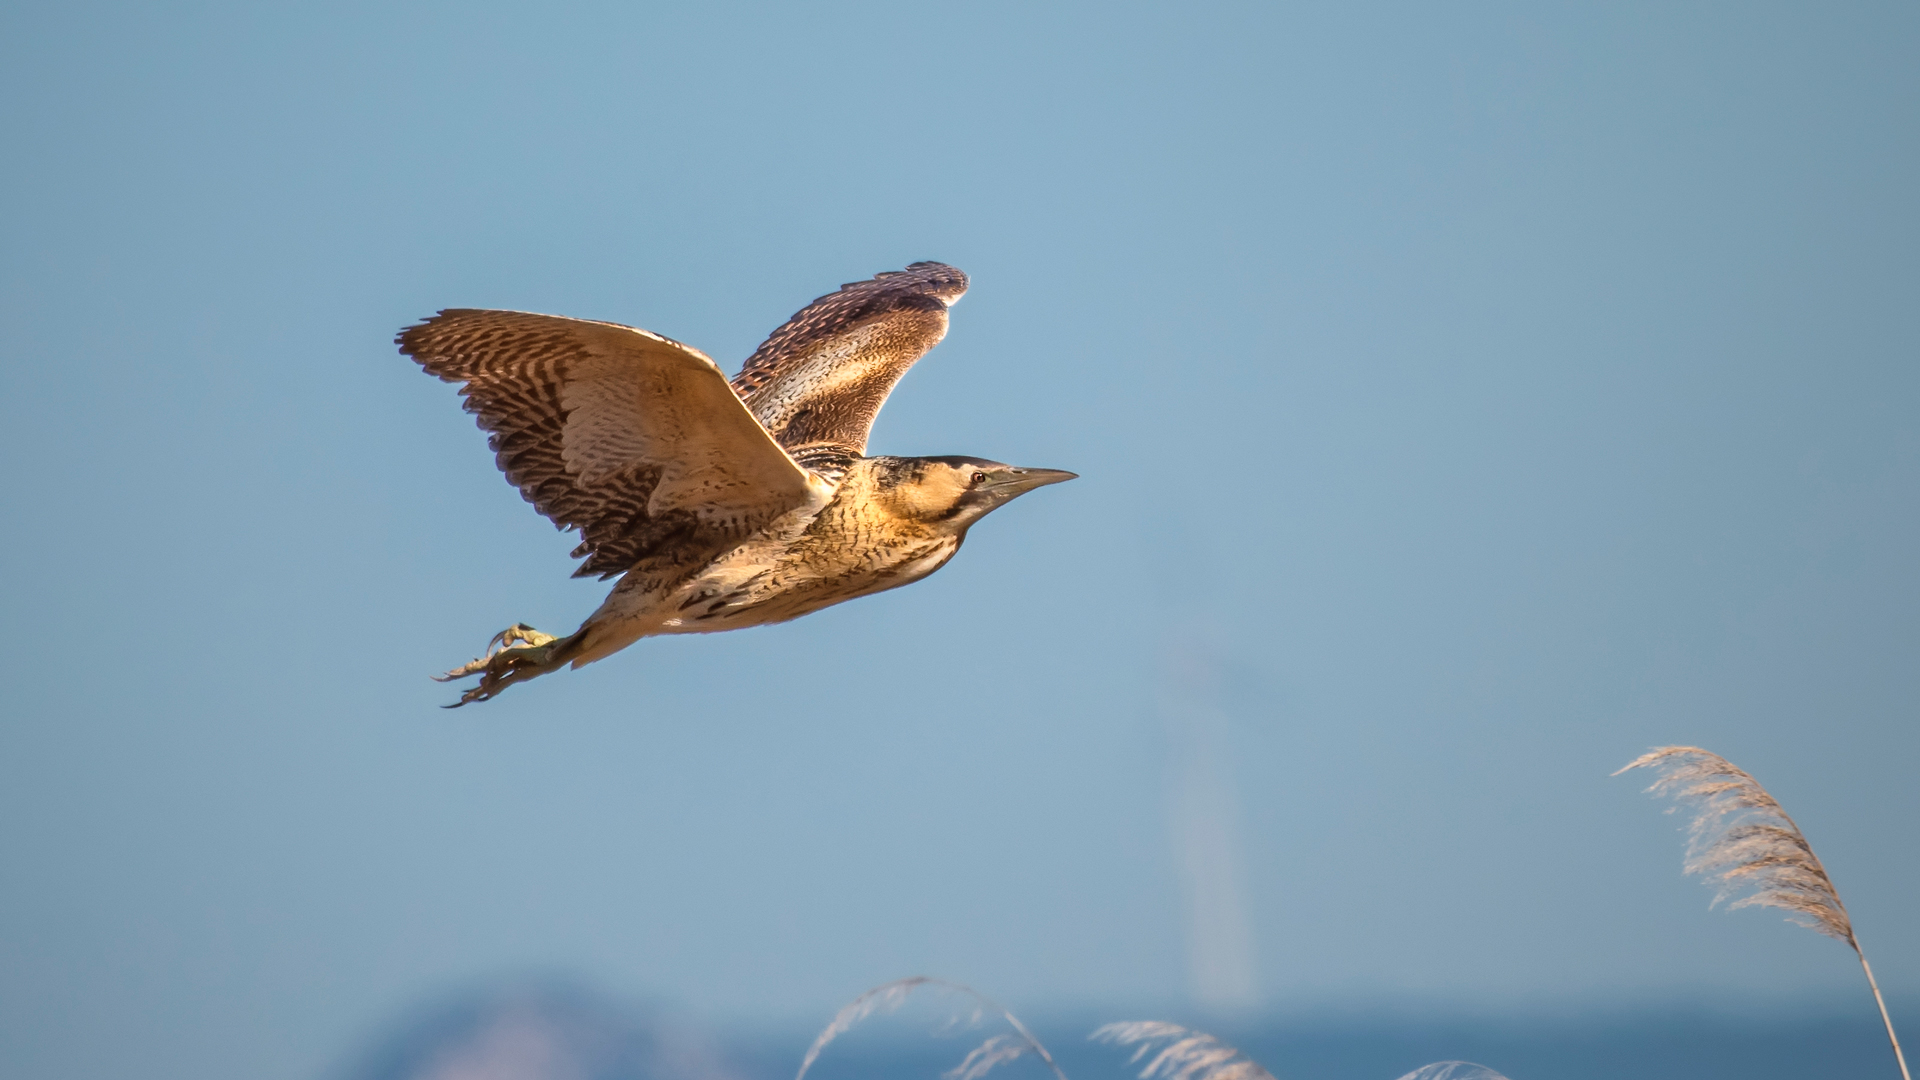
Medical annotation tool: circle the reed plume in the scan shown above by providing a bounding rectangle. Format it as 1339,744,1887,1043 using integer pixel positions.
1091,1021,1274,1080
1389,1065,1510,1080
1618,745,1909,1080
795,977,1066,1080
1091,1021,1509,1080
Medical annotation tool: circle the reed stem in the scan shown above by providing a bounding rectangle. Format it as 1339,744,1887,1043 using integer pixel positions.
1856,944,1911,1080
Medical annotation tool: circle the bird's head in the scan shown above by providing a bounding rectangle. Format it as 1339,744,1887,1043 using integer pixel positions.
873,456,1077,531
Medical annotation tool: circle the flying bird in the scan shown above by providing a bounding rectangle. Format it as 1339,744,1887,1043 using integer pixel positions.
399,262,1075,705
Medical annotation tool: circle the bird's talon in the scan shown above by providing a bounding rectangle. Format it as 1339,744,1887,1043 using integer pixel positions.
486,623,556,654
432,624,563,703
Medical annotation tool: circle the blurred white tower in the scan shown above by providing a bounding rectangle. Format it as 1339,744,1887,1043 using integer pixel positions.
1160,640,1260,1011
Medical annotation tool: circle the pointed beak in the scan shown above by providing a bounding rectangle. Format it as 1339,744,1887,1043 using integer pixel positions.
982,466,1078,500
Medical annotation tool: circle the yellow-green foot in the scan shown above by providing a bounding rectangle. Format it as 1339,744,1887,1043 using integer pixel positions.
434,623,565,707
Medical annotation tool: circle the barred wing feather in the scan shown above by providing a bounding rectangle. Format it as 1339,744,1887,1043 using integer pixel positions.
398,309,823,579
732,261,968,468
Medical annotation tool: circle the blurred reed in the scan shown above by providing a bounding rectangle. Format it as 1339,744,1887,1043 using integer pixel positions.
1091,1022,1274,1080
795,977,1066,1080
1090,1019,1510,1080
1388,1065,1511,1080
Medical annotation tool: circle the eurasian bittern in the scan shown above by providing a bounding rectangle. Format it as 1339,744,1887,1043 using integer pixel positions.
399,262,1074,705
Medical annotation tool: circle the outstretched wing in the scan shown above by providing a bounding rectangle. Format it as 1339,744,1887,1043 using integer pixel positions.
399,309,827,579
731,262,968,471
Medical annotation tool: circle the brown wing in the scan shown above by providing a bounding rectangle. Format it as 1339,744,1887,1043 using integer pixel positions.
731,262,968,471
399,309,827,580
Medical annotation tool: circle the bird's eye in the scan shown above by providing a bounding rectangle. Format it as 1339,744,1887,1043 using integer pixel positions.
971,471,987,484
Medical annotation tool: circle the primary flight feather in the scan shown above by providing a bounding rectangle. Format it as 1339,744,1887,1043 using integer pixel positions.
398,262,1075,705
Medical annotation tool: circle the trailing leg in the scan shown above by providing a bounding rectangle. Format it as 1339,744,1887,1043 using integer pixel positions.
434,623,581,707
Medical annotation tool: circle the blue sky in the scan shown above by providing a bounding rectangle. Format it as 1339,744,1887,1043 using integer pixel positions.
2,4,1917,1080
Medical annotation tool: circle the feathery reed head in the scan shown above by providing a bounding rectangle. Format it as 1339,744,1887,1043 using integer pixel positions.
1093,1022,1512,1080
946,1034,1041,1080
1615,746,1853,947
796,977,1065,1080
1390,1065,1511,1080
1090,1022,1274,1080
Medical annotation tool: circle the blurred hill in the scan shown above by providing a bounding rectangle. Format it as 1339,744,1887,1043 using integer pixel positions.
335,981,743,1080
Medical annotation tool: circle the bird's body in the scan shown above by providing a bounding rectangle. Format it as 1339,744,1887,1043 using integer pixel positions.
566,456,968,662
398,262,1073,704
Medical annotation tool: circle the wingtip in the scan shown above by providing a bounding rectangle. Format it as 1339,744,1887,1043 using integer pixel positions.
394,310,449,353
